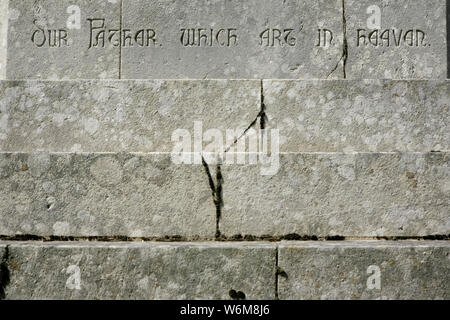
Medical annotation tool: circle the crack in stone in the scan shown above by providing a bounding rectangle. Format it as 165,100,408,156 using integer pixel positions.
328,0,348,78
224,80,268,153
0,234,448,242
275,246,279,300
0,245,10,300
202,157,223,239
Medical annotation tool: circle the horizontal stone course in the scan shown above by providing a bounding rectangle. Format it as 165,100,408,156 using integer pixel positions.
220,152,449,237
0,152,216,237
0,80,260,152
1,152,448,238
263,80,450,152
0,242,276,299
1,0,447,79
278,241,450,299
1,241,448,299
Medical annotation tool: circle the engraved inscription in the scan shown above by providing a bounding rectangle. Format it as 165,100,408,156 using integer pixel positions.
180,28,238,47
259,28,297,47
316,29,333,47
88,18,157,48
357,29,430,47
31,26,69,47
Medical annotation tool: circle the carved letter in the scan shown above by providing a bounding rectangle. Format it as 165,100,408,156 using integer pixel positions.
59,29,68,47
31,27,46,47
284,28,296,46
87,18,106,48
416,29,426,46
357,29,366,46
260,29,270,46
404,29,414,46
216,29,226,46
146,29,157,46
227,28,238,46
368,29,379,46
392,29,403,46
380,29,390,47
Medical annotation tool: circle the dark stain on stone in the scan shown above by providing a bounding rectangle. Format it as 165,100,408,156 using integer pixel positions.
229,289,246,300
276,267,288,279
406,172,415,179
1,234,449,242
325,235,345,241
201,157,223,239
21,164,29,172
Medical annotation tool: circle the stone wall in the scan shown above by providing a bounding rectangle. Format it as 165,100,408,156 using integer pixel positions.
0,0,448,300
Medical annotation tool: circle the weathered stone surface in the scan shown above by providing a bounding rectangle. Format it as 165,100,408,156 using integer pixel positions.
346,0,447,79
0,242,276,299
220,152,449,237
0,153,216,237
122,0,343,79
6,0,120,79
263,80,450,152
0,80,260,152
0,0,7,80
278,241,450,300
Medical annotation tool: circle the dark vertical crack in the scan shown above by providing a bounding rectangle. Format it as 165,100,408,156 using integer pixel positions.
275,245,279,300
342,0,348,78
202,157,223,239
328,0,348,78
259,80,268,130
224,80,268,153
215,164,223,238
275,245,288,300
0,245,11,300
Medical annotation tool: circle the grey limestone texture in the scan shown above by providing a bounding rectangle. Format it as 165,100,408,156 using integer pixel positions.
0,0,7,80
0,241,448,300
0,153,216,237
278,241,450,299
0,242,276,299
2,0,448,79
120,0,344,79
219,152,449,237
263,80,450,152
346,0,447,79
0,80,260,152
5,0,120,79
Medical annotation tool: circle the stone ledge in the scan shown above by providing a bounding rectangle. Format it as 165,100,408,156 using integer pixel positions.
278,241,450,299
0,241,276,299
